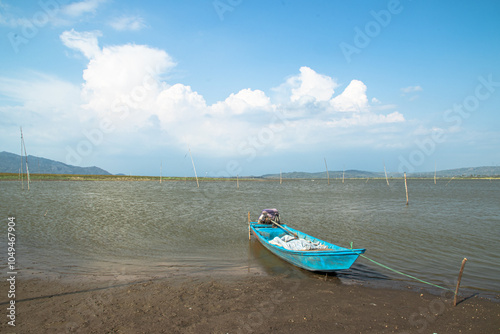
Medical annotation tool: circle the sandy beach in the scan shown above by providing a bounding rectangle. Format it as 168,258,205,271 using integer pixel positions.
1,271,498,334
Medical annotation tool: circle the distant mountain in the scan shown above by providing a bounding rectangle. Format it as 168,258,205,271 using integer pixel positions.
261,170,384,179
0,151,111,175
261,166,500,179
410,166,500,178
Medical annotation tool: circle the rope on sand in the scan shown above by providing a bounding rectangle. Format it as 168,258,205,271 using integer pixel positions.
350,241,455,292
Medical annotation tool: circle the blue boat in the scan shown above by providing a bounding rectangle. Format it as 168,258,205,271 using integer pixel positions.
250,222,366,272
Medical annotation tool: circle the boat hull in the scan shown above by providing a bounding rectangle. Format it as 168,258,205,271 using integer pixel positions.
250,223,365,272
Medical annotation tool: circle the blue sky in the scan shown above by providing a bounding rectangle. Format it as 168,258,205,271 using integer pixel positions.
1,0,499,176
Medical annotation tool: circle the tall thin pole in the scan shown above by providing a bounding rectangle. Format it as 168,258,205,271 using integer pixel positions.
324,158,330,185
248,212,251,240
404,172,409,205
342,167,345,184
280,169,282,184
188,147,199,188
20,129,24,190
384,162,390,186
160,160,162,184
453,258,468,306
20,127,30,190
434,162,437,185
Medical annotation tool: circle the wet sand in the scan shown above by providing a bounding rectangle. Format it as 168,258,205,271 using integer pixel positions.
1,272,498,333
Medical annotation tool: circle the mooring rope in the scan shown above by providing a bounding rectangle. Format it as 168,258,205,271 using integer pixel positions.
350,242,455,292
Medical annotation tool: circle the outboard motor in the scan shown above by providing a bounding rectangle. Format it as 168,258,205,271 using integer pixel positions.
258,208,280,225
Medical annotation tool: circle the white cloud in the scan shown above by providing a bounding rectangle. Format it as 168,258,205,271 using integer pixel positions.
60,29,102,59
0,72,81,112
0,0,106,28
109,15,146,31
80,42,175,116
288,66,338,103
0,72,83,156
401,85,423,94
210,88,272,115
0,31,410,165
156,84,207,124
61,0,104,17
330,79,369,112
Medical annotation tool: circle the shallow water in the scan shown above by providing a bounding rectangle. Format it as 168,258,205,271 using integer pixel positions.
1,179,499,297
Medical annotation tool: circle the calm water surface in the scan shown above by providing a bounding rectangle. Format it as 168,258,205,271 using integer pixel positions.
0,179,498,298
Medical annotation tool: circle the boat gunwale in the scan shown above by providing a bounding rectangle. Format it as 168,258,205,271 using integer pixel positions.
250,222,366,256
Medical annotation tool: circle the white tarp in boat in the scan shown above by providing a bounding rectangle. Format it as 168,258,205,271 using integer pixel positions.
269,235,329,251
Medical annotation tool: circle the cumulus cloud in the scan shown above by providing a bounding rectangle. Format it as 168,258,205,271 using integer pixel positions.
0,30,408,162
330,80,369,112
60,29,102,59
210,88,272,115
109,15,146,31
81,43,174,100
287,66,338,104
156,84,207,124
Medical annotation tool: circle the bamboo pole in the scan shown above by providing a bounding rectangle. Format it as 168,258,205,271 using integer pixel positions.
342,168,345,184
20,127,30,190
324,158,330,185
248,212,251,240
271,220,298,239
434,162,437,185
446,176,455,187
404,172,409,205
188,147,199,188
453,258,468,306
384,162,390,186
20,133,23,190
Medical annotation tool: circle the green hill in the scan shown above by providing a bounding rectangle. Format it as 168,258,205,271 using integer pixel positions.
0,151,111,175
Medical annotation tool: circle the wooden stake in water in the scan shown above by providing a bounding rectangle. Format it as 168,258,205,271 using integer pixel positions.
404,172,409,205
188,146,199,188
20,134,24,190
384,162,390,186
324,158,330,185
20,127,30,190
453,258,468,306
434,162,437,185
248,211,251,240
342,167,345,184
446,176,455,187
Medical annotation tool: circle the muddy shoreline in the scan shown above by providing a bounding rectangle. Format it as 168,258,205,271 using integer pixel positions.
1,270,498,334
